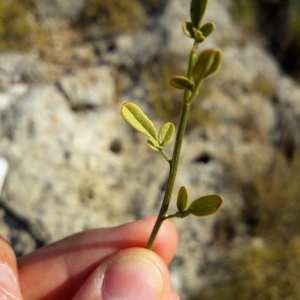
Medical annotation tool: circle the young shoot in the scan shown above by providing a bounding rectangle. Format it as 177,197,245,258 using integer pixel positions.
121,0,223,250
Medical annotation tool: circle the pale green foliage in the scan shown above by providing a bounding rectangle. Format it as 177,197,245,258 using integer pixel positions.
121,102,175,151
121,0,223,250
147,139,161,151
177,186,189,212
190,0,209,29
200,22,216,38
187,195,223,217
183,21,196,39
183,20,215,41
121,102,158,145
169,76,194,91
192,48,222,83
158,122,175,146
175,189,223,218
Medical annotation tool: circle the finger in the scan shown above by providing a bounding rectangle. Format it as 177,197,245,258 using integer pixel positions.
72,248,171,300
0,236,23,300
170,289,181,300
18,216,178,300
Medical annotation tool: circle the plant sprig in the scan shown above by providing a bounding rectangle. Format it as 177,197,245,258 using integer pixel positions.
121,0,223,250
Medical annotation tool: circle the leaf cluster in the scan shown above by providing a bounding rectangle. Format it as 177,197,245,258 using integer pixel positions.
169,0,222,97
121,101,223,220
121,102,175,153
121,0,224,249
174,186,223,219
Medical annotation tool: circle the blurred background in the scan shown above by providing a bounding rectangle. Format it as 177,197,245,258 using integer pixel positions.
0,0,300,299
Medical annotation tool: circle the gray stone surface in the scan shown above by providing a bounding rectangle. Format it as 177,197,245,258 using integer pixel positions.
1,0,300,299
0,52,61,89
57,67,116,109
100,32,163,67
33,0,87,24
0,75,171,250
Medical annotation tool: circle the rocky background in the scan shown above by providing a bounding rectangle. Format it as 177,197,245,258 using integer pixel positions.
1,0,300,299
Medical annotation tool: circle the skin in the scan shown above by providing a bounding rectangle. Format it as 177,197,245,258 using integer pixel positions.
0,216,180,300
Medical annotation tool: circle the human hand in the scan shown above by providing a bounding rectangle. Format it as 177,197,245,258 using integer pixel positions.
0,216,180,300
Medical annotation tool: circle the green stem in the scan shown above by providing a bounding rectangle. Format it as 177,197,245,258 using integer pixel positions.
163,213,178,220
159,149,171,164
184,43,198,101
146,42,199,250
146,103,190,249
164,210,190,220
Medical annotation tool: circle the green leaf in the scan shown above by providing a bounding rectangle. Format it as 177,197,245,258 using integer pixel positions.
190,0,209,29
177,186,189,212
203,49,222,78
158,122,175,146
186,194,223,216
200,22,215,37
147,139,161,151
192,48,222,84
169,76,194,91
174,210,190,218
121,102,157,142
192,28,205,43
182,21,195,38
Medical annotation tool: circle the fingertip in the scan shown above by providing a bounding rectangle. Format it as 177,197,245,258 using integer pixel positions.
72,248,172,300
170,289,181,300
0,237,23,300
18,216,179,300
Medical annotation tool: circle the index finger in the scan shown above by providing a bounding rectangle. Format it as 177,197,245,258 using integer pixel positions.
18,216,178,300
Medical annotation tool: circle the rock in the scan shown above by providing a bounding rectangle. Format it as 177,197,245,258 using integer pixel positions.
0,84,28,112
98,31,163,68
0,78,167,246
0,52,61,89
1,0,300,298
32,0,87,25
57,67,116,110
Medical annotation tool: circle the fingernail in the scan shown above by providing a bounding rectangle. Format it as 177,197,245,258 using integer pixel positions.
101,256,163,300
0,264,22,300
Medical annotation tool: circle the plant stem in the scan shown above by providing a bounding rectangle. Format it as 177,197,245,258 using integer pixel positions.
146,103,190,249
163,210,189,220
146,42,199,250
159,149,171,164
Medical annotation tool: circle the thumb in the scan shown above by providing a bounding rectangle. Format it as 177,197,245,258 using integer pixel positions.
0,236,23,300
72,248,171,300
